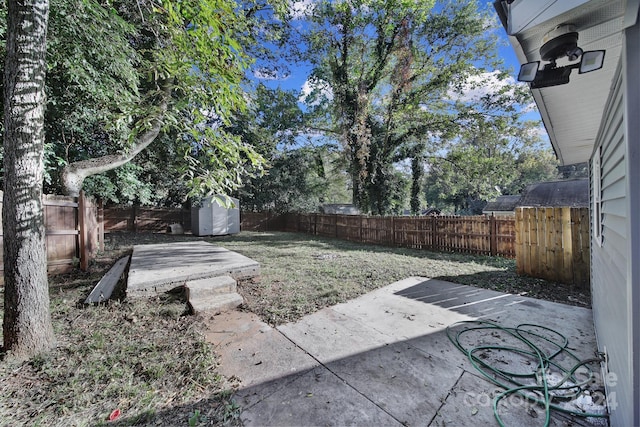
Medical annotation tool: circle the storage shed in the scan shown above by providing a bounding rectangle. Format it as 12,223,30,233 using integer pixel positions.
482,195,521,216
191,196,240,237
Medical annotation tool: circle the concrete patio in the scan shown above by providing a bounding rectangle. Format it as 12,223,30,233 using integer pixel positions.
123,242,607,426
126,241,260,297
205,277,608,427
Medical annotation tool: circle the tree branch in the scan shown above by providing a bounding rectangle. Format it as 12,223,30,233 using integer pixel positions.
61,83,172,196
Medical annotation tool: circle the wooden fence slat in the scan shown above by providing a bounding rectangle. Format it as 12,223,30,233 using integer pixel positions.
101,205,589,288
529,208,539,277
273,213,518,257
515,208,524,274
78,191,88,271
561,208,574,284
514,207,590,288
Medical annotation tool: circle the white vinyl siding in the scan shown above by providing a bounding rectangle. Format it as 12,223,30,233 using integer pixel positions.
591,58,632,426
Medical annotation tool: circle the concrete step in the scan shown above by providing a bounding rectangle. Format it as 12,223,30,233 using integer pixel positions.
185,276,237,300
189,292,244,315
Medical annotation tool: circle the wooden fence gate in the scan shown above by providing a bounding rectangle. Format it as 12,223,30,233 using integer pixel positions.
515,207,590,288
0,191,101,280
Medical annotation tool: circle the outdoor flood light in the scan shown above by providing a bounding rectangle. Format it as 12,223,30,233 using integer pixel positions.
517,24,606,88
518,61,539,82
579,50,606,74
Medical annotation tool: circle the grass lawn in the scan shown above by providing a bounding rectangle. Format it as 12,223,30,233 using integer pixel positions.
0,231,589,426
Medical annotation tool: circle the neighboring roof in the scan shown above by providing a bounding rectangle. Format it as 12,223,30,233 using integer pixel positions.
494,0,639,165
483,195,521,212
518,179,589,207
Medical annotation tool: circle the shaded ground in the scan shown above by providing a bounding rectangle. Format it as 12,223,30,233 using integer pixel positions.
106,231,590,324
0,231,591,426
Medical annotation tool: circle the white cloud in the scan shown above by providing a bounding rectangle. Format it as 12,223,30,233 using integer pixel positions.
522,101,538,113
289,0,315,19
527,124,549,140
253,67,290,81
299,76,333,106
447,70,519,103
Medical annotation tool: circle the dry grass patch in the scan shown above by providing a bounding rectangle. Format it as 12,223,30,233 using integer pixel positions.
1,258,240,427
205,232,588,325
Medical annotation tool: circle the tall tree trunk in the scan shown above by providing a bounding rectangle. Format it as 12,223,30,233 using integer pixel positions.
2,0,55,358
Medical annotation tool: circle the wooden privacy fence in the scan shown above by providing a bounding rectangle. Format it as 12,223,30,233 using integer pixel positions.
275,212,516,257
244,209,590,287
0,191,102,279
240,211,289,232
515,207,590,288
103,206,191,232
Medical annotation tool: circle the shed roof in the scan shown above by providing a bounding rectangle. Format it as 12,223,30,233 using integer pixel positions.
483,195,521,212
518,179,589,207
319,204,361,215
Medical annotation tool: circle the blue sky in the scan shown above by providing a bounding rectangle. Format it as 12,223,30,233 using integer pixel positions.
254,1,525,92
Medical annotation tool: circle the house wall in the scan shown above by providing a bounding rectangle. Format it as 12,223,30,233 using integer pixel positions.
623,8,640,425
591,11,640,426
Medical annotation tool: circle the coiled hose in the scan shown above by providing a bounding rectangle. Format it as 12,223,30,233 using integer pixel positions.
446,320,608,427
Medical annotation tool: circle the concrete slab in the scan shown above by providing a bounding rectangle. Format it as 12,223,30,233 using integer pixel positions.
189,292,243,315
204,311,319,395
126,241,259,296
432,370,607,427
277,307,395,363
240,366,403,427
203,277,606,427
323,342,463,426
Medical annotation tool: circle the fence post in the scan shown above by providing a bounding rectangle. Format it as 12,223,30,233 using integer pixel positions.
391,216,395,246
431,216,437,251
490,214,497,256
78,191,89,271
98,198,104,251
131,205,137,232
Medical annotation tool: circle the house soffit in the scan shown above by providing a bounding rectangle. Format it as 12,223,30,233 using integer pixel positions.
500,0,630,165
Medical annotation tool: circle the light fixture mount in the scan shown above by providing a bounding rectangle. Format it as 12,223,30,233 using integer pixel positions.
540,25,581,61
517,24,605,88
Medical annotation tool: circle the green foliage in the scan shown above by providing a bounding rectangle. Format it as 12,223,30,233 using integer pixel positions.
1,0,280,203
237,145,350,213
229,84,349,213
424,120,559,214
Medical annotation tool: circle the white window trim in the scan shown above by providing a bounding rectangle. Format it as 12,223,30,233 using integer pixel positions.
593,145,603,247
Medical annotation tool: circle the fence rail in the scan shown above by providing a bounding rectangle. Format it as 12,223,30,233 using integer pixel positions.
243,209,590,288
103,206,191,233
1,200,587,287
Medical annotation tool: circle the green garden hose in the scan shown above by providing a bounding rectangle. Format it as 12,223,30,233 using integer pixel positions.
446,320,608,427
